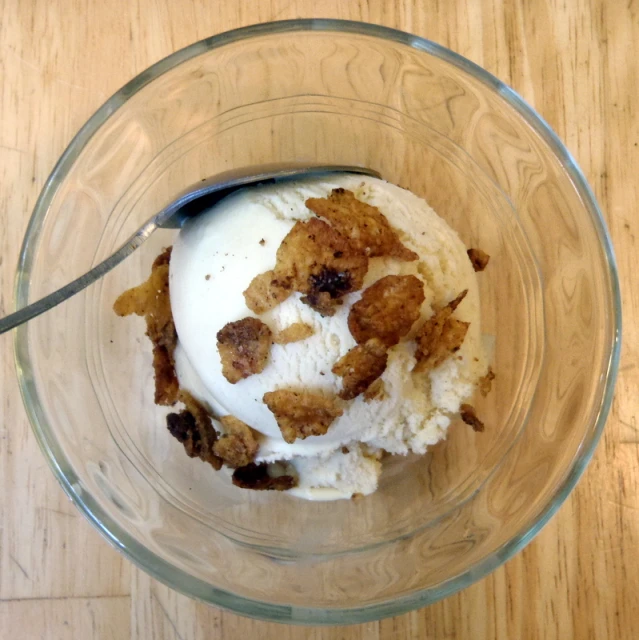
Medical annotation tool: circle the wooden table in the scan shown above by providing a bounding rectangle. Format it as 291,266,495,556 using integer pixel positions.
1,1,637,638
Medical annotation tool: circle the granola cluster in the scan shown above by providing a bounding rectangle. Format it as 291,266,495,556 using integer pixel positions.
216,317,272,384
332,339,388,401
244,217,369,317
414,290,470,373
305,188,419,261
115,185,494,493
347,275,425,347
113,247,179,405
263,389,344,444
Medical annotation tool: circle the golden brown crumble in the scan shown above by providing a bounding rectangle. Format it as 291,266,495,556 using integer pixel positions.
165,391,223,470
244,218,369,316
348,275,425,347
479,367,496,396
301,291,343,317
113,246,179,405
413,290,469,373
151,348,180,406
332,338,388,400
273,322,315,344
216,317,272,384
213,415,261,468
232,463,298,491
243,270,291,315
277,218,368,299
467,248,490,272
363,378,387,403
306,188,418,261
460,404,485,432
263,389,344,443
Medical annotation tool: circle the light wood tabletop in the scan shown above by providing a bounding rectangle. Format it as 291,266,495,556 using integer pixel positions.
1,1,637,638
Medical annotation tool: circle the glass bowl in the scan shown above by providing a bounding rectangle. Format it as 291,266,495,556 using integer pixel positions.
14,20,620,624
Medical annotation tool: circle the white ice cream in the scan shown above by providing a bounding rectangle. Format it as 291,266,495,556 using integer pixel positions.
169,175,488,500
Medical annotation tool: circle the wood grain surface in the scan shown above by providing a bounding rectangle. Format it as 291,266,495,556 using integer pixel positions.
1,1,637,638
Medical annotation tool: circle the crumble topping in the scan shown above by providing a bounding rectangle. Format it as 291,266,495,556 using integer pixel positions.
467,248,490,272
348,275,425,347
243,270,291,315
300,291,342,317
216,317,272,384
460,404,485,432
301,264,355,317
244,218,368,316
263,389,344,443
275,218,369,309
332,338,388,400
413,290,469,373
213,415,261,468
306,188,419,261
273,322,315,344
166,391,222,470
232,462,298,491
113,247,179,405
363,378,387,403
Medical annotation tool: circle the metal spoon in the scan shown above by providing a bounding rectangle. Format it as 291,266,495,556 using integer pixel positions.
1,164,380,335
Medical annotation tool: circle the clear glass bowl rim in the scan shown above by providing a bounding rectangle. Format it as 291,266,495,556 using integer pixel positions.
13,19,622,625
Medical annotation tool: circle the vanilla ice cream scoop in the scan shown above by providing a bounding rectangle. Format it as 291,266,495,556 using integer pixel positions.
169,175,489,500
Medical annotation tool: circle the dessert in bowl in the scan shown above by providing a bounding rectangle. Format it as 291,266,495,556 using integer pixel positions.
115,174,495,501
15,21,619,623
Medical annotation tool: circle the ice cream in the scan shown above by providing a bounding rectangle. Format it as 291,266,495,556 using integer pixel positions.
167,175,490,500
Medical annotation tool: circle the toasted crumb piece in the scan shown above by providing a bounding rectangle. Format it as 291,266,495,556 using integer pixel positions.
332,338,388,400
245,218,369,316
363,378,387,403
413,290,469,373
277,218,368,296
460,403,485,432
243,270,291,314
479,368,496,396
273,322,315,344
301,291,342,317
113,246,179,405
306,188,418,261
213,415,261,468
113,248,173,320
467,248,490,272
166,391,222,469
217,317,272,384
152,346,180,405
232,462,297,491
348,275,425,347
263,389,343,443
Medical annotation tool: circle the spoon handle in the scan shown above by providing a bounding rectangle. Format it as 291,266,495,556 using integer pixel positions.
0,217,159,335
